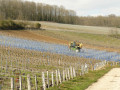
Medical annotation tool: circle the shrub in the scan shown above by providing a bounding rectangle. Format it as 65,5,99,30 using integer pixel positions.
34,23,41,29
0,20,25,30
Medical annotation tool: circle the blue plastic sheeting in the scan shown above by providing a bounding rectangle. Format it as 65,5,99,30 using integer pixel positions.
0,35,120,61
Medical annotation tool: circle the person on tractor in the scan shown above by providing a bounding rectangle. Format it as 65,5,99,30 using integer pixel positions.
69,41,76,49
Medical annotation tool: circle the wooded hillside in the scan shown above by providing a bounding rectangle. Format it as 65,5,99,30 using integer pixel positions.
0,0,76,24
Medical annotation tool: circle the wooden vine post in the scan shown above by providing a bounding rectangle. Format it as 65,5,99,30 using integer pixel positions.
42,72,46,90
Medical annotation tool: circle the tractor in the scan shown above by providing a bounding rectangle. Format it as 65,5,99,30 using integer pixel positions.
69,41,83,52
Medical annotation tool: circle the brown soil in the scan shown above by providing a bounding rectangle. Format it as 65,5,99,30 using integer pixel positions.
84,44,120,53
0,30,68,45
0,30,120,53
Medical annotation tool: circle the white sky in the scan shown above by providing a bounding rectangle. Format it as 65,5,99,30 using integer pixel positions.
24,0,120,16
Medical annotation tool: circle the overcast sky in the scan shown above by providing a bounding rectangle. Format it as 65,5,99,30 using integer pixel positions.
24,0,120,16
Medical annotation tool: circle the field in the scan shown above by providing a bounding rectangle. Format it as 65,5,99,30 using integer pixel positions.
0,21,120,90
0,39,104,90
1,21,120,52
0,35,120,61
37,21,120,35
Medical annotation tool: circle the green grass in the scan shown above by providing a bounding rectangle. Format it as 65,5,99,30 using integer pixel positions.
28,29,120,49
48,66,112,90
45,30,120,48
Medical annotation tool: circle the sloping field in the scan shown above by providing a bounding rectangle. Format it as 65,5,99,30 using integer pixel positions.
0,30,120,53
39,21,120,34
0,35,120,61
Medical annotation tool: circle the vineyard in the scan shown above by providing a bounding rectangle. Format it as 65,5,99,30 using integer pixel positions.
0,34,119,90
0,35,120,61
0,0,120,89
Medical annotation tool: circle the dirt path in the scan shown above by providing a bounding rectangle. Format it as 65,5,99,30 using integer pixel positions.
86,68,120,90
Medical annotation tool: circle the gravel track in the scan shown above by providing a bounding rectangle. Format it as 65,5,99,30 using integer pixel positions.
86,68,120,90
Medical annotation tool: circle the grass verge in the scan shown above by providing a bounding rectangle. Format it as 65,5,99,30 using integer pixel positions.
48,66,113,90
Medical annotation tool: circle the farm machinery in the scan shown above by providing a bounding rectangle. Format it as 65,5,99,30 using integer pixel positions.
69,41,83,52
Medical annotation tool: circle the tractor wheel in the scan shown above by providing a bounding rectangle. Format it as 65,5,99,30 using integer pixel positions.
76,49,80,52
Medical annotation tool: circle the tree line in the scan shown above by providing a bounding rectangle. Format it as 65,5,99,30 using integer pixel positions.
75,15,120,28
0,0,120,27
0,0,76,24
